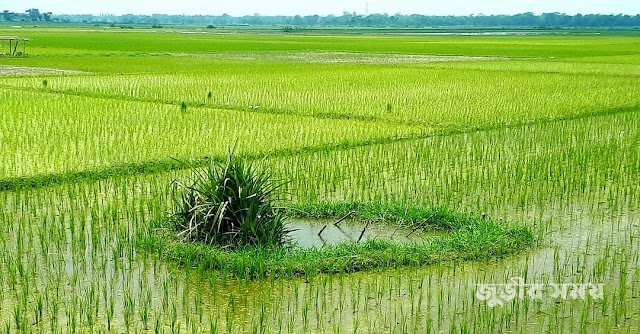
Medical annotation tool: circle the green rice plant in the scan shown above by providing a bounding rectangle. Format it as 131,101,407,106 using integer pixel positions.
3,28,640,62
172,152,291,248
0,28,639,334
0,89,419,181
3,61,637,128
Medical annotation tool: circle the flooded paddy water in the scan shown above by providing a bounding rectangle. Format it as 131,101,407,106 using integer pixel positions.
287,217,444,248
0,136,637,333
0,28,638,333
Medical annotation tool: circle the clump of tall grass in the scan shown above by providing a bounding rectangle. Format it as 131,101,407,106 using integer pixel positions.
171,152,291,249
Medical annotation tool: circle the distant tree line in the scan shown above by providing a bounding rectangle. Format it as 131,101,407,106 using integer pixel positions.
2,9,53,22
2,9,640,28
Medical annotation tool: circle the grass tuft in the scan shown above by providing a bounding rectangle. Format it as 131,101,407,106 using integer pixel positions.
171,151,291,249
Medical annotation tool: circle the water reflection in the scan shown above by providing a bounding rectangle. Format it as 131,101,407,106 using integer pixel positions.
286,218,447,248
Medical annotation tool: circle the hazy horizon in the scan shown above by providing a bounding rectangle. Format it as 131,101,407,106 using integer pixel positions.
2,0,640,17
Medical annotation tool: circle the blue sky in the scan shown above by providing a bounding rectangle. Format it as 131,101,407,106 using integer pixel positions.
3,0,639,16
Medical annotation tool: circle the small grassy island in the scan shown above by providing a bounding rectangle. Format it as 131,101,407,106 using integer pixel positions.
139,153,533,279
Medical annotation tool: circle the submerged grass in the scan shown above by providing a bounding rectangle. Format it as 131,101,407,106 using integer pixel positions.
139,202,533,278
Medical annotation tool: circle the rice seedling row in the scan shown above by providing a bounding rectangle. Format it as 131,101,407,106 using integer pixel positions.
0,28,638,333
1,62,638,127
0,88,420,180
0,108,638,332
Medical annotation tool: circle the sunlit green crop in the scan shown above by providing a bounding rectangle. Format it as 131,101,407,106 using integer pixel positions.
0,26,639,333
0,89,420,179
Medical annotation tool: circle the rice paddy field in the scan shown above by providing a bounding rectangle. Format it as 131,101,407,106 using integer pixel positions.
0,26,639,333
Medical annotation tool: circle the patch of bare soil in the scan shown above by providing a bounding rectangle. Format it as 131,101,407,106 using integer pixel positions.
160,51,506,64
0,65,86,76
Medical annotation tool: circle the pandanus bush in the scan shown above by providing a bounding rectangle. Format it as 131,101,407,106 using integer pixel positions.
172,152,291,248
